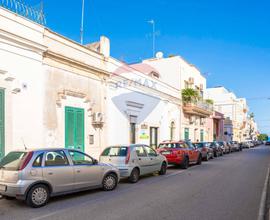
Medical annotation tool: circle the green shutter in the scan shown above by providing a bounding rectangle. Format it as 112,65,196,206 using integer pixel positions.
75,109,84,152
65,107,84,152
200,129,204,142
184,128,189,141
0,89,4,159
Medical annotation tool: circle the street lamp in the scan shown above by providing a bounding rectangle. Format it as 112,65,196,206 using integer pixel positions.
80,0,85,45
148,19,156,58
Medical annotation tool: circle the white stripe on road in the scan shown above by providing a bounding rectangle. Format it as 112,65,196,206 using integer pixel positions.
258,167,270,220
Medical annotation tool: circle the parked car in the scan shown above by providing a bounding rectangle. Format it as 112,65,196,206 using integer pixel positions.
218,141,230,154
100,144,167,183
0,148,120,208
209,142,223,157
193,142,214,161
265,141,270,145
157,140,202,169
230,141,241,151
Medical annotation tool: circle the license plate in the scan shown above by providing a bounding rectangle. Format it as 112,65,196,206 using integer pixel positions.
0,185,6,191
162,151,171,155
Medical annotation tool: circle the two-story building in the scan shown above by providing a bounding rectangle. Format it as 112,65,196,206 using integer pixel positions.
133,55,213,142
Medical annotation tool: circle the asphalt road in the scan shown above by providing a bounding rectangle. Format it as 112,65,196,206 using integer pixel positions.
0,145,270,220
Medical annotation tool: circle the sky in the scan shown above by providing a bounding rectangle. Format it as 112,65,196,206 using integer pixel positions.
28,0,270,134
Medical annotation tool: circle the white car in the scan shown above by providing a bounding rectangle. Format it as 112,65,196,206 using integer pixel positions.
100,144,168,183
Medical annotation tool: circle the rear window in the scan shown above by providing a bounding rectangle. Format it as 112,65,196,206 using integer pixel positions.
158,143,187,149
0,151,27,171
101,147,128,157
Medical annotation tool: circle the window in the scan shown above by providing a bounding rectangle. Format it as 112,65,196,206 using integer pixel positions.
45,150,69,167
144,146,157,156
135,146,147,157
0,151,27,171
101,147,128,157
68,150,93,165
170,121,175,140
33,153,43,167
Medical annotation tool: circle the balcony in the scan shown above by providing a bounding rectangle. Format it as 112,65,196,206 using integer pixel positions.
183,101,213,117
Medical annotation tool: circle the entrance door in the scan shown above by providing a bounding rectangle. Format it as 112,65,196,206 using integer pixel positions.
0,89,4,159
150,127,158,149
65,107,85,152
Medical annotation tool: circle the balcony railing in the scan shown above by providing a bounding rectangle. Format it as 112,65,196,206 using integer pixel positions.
0,0,46,25
183,100,213,117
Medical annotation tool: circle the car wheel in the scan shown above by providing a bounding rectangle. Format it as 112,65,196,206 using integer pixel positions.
181,157,189,169
159,162,167,175
197,154,202,165
102,173,118,191
26,184,49,208
128,168,140,183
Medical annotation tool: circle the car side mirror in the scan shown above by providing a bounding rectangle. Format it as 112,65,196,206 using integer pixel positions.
93,159,98,165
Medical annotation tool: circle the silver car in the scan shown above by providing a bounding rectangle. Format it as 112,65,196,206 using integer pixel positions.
99,144,168,183
0,148,120,208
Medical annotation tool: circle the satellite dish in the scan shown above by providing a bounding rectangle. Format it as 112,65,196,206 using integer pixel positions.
156,52,164,59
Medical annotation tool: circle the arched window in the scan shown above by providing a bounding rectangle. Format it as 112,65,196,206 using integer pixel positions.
170,121,176,141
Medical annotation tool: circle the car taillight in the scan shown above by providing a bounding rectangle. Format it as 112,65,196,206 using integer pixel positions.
19,151,33,171
125,148,131,164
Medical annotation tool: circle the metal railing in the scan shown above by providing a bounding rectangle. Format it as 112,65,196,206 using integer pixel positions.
185,100,214,112
0,0,46,25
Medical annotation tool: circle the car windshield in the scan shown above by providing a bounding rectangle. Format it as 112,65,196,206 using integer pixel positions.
101,147,128,157
158,143,187,149
0,151,27,171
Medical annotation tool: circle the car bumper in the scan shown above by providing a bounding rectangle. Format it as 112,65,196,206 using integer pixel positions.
166,157,184,165
0,180,31,200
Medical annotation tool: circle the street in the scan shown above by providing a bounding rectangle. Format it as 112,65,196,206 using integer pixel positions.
0,145,269,220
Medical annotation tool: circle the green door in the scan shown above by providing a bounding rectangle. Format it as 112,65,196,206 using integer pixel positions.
65,107,85,152
184,128,189,141
0,89,4,159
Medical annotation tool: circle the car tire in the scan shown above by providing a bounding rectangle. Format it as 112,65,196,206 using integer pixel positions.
102,173,118,191
181,157,189,169
26,184,50,208
128,168,140,183
197,154,202,165
159,162,167,175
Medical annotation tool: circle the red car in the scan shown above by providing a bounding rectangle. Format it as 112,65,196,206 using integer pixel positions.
157,141,202,169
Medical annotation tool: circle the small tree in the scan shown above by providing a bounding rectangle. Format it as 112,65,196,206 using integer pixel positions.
258,134,268,141
182,88,199,104
205,99,214,105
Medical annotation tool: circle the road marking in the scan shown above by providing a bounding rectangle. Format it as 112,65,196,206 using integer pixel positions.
258,167,270,220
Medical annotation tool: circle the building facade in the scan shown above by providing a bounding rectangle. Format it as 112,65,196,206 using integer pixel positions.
134,56,213,142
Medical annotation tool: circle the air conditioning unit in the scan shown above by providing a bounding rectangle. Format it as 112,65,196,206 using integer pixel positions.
188,77,194,84
92,112,104,125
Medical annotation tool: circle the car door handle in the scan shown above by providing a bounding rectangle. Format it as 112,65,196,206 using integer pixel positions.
48,172,53,175
138,158,142,161
150,158,153,160
76,170,81,173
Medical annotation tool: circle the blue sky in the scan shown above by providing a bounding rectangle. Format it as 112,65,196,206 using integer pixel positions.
29,0,270,134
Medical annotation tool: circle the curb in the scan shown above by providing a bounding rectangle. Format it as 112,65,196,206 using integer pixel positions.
258,167,270,220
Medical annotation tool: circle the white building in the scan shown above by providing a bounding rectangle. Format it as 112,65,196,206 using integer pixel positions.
133,55,213,142
0,7,181,159
205,87,251,142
